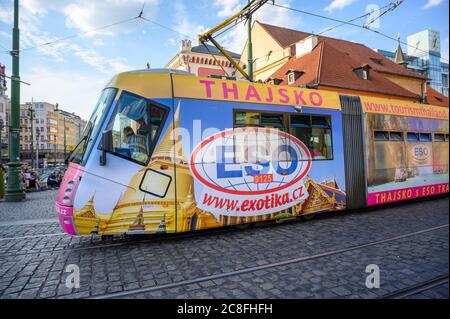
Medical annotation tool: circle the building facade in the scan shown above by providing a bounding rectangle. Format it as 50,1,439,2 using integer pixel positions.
19,101,86,166
165,39,240,77
376,29,449,97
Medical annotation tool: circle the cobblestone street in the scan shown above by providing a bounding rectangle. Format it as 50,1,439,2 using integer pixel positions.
0,190,448,299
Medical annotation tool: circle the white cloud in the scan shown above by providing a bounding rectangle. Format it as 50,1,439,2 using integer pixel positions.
64,0,159,37
0,1,135,73
422,0,445,9
213,0,242,18
324,0,358,13
171,1,208,41
20,67,111,120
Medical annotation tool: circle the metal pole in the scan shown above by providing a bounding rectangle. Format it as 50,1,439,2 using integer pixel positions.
36,130,39,167
63,117,66,161
54,134,56,166
247,0,253,82
28,101,34,169
5,0,24,202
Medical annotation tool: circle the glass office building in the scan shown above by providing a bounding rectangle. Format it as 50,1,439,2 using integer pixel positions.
375,29,449,97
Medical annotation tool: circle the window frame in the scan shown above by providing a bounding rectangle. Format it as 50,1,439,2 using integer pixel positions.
100,90,170,166
406,132,420,142
287,72,295,84
233,109,334,161
419,132,432,142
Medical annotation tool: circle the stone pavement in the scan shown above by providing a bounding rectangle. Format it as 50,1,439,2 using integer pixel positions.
0,191,448,299
0,190,59,223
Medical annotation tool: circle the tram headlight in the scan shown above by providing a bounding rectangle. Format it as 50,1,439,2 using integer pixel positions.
64,188,72,196
63,196,71,204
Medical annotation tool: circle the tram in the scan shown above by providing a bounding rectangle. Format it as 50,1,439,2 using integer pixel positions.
55,69,449,236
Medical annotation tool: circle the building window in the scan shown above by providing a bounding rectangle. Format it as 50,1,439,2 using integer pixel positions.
354,67,369,80
288,72,295,84
287,71,304,85
370,58,383,65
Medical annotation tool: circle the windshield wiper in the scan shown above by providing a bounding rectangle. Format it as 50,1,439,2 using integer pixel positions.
66,121,94,164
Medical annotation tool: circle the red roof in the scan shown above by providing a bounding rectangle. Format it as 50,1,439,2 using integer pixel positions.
269,41,420,99
258,22,426,80
426,86,449,107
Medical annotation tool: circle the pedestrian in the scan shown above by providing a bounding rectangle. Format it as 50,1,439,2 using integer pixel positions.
23,167,31,191
0,163,5,199
47,171,58,189
31,170,41,191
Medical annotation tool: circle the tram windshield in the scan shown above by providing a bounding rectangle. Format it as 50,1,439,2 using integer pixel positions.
68,88,118,165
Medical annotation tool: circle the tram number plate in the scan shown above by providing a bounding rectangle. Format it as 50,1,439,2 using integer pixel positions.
253,174,273,184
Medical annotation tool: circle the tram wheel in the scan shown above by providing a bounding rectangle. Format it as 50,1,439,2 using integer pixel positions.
301,213,316,221
101,235,114,242
234,223,252,230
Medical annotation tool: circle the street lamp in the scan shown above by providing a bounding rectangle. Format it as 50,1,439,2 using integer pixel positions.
5,0,25,201
63,117,66,161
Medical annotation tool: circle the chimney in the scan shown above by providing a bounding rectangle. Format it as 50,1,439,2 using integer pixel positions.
295,35,318,57
180,39,192,53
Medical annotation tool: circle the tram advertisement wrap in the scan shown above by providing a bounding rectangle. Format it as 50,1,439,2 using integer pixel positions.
366,113,449,207
190,128,311,219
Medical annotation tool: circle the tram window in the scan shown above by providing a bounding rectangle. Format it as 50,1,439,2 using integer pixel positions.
434,133,445,142
106,92,167,165
446,134,449,141
389,132,403,141
407,132,419,141
235,111,284,130
419,133,432,142
374,131,389,141
261,113,284,129
234,111,260,126
290,114,310,127
290,115,332,160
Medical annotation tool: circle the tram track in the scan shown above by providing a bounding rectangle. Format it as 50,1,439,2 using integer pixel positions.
84,223,449,299
0,225,238,258
380,274,449,299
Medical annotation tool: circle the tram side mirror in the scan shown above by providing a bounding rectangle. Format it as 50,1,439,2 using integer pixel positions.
139,168,172,198
99,129,113,166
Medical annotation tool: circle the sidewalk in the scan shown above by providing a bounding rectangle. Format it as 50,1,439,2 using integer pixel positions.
0,190,58,222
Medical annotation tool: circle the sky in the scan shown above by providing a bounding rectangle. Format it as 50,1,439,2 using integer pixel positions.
0,0,449,120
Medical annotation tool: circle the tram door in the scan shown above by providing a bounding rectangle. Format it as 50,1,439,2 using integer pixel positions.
340,95,367,209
